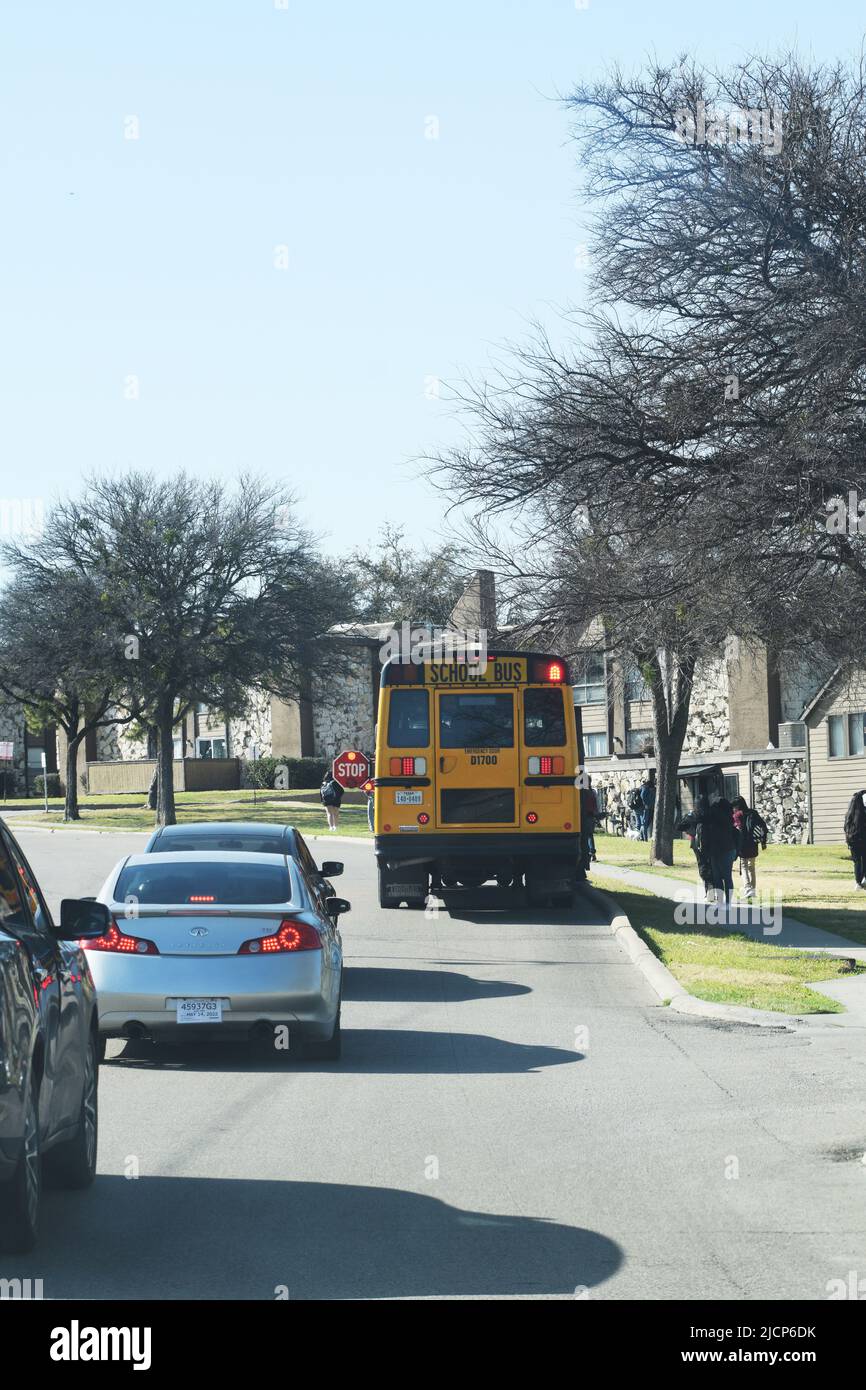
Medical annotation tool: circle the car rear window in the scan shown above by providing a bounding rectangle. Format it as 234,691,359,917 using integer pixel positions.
114,861,292,905
152,835,284,855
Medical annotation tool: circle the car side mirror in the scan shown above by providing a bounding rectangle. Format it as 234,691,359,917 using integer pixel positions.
58,898,111,940
320,861,343,877
324,896,350,917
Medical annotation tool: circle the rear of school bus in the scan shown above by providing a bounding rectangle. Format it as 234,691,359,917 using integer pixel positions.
373,652,581,907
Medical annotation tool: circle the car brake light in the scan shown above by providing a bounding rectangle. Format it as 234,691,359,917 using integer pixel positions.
237,919,322,954
402,757,415,775
189,895,216,903
540,756,552,775
82,921,160,955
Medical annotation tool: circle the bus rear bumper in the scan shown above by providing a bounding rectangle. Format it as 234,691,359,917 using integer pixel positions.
375,832,580,868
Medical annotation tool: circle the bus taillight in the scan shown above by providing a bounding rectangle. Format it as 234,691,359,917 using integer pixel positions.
389,756,427,776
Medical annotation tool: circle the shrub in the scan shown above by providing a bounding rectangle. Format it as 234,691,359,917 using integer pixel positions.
33,772,62,797
242,756,329,790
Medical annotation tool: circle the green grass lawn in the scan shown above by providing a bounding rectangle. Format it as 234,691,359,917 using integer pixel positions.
592,874,858,1014
2,791,374,837
595,833,866,947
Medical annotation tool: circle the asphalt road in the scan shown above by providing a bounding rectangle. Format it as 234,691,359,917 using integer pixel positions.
5,825,866,1300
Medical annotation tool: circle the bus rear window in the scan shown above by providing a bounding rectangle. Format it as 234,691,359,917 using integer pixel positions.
523,688,566,746
387,689,430,747
439,693,514,748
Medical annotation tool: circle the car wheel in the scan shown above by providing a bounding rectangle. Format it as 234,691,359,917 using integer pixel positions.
44,1032,98,1190
0,1078,41,1253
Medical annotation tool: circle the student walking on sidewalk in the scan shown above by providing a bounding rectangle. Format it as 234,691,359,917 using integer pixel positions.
844,791,866,889
731,796,768,900
320,771,344,831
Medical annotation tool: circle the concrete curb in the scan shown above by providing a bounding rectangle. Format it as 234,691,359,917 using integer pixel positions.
581,883,840,1031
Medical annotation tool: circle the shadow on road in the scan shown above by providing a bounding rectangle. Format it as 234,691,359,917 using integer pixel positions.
2,1175,623,1300
342,966,531,1003
104,1030,581,1075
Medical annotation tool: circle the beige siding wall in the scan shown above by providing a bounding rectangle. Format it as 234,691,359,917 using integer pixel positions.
808,676,866,843
577,703,607,735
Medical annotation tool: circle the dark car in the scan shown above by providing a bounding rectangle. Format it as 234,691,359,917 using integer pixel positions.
143,822,343,911
0,818,111,1252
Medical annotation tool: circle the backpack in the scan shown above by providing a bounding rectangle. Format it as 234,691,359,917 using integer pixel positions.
320,778,341,806
628,788,643,812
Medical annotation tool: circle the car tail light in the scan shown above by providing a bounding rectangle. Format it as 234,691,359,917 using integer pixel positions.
526,812,539,824
417,812,429,824
237,919,322,954
82,921,160,955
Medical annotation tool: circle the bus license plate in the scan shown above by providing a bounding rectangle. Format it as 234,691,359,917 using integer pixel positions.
395,790,423,804
177,998,223,1024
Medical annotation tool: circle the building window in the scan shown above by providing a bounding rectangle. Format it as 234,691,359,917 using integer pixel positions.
584,732,609,758
626,727,653,754
723,774,740,802
573,654,606,705
625,664,652,702
172,737,183,759
828,713,866,759
197,737,227,759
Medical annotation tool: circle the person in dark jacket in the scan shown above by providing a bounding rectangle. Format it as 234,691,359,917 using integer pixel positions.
701,797,740,904
638,777,656,841
580,776,600,864
320,772,344,831
731,796,768,899
844,790,866,889
676,795,712,897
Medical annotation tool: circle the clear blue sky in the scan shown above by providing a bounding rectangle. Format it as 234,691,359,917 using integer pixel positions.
0,2,862,557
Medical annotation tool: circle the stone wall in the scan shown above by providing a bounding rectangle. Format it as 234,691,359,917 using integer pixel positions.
231,691,273,760
312,649,376,760
751,757,809,845
682,656,730,754
587,764,646,834
95,717,150,763
0,701,26,791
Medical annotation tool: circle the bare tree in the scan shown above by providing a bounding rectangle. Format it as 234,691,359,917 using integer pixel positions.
0,567,137,820
45,472,352,826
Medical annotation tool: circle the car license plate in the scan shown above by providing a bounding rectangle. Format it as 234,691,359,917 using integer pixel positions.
176,998,223,1024
395,790,423,804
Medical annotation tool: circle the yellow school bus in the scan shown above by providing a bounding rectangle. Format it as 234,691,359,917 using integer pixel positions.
373,651,582,907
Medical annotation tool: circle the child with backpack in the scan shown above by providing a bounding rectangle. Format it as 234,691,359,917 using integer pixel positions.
731,796,768,899
320,771,344,831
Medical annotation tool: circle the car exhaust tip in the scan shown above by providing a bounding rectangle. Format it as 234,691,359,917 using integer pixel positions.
124,1021,150,1041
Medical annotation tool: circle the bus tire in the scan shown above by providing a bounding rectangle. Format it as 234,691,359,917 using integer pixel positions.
378,865,398,909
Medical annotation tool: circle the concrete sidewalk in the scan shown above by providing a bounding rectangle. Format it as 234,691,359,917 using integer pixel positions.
594,859,866,1024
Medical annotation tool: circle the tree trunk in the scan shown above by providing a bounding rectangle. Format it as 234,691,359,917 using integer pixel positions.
64,733,82,821
648,651,695,865
651,731,683,865
155,704,177,826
